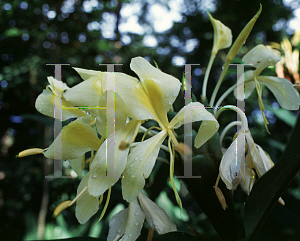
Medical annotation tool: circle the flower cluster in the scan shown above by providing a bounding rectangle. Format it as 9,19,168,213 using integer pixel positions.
18,5,300,240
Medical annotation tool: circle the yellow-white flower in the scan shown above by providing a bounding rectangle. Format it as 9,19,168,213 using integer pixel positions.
35,77,88,120
113,57,220,202
219,130,284,204
235,45,300,131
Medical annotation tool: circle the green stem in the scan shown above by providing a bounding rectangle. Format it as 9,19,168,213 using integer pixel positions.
209,61,230,107
202,53,216,99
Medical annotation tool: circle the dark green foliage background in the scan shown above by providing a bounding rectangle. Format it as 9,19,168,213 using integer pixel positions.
1,0,300,240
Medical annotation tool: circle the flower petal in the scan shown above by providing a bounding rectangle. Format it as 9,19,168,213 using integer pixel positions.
258,76,300,110
208,12,232,54
242,45,281,74
35,79,87,121
67,156,84,178
138,192,177,235
63,71,103,107
169,102,219,148
44,116,101,160
88,120,139,197
130,57,181,127
122,129,168,202
95,89,127,137
107,199,145,241
219,132,246,190
75,173,99,224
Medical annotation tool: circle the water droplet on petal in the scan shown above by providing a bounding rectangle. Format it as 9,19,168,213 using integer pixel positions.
173,91,177,97
92,174,97,178
38,108,42,112
126,84,131,89
132,172,136,178
117,228,122,233
134,157,138,161
268,58,272,61
135,212,139,216
135,222,139,226
148,114,152,119
166,93,170,97
130,163,134,167
140,115,145,119
121,218,124,223
129,234,133,237
196,114,200,118
169,100,173,104
216,123,219,128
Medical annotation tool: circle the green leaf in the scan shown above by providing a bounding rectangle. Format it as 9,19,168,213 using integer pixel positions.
152,231,202,241
244,114,300,240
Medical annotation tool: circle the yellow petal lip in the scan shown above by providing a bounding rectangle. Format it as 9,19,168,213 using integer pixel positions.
130,57,181,127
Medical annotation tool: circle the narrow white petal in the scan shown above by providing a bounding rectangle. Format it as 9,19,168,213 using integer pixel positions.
219,133,246,190
138,192,177,235
242,45,281,73
88,120,139,197
75,173,99,224
107,199,145,241
258,76,300,110
122,129,167,202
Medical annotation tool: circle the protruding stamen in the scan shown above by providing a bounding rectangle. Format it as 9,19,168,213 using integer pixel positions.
53,200,72,217
213,186,228,210
16,148,46,158
53,186,88,217
278,197,285,206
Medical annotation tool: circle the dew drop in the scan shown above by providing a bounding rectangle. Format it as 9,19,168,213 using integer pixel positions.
129,234,133,237
173,91,177,97
166,93,170,97
130,163,134,167
38,108,42,112
252,52,255,55
92,174,97,179
134,212,139,216
126,84,131,89
196,114,200,118
268,58,272,61
121,218,124,223
134,157,138,161
169,100,173,104
216,123,219,128
117,228,122,233
140,115,145,119
132,172,136,178
135,222,139,226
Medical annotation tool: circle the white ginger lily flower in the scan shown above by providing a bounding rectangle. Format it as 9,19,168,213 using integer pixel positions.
113,57,220,202
107,192,176,241
35,76,88,120
219,130,284,205
235,44,300,131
